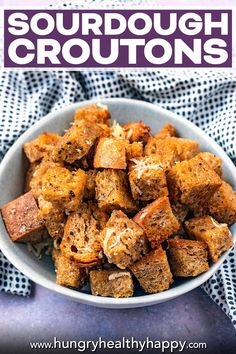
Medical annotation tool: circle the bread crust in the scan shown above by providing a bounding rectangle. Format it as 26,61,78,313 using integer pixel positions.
133,196,180,248
1,191,45,243
130,247,173,293
168,238,209,277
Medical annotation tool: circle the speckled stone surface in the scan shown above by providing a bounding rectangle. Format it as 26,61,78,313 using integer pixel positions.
0,285,235,353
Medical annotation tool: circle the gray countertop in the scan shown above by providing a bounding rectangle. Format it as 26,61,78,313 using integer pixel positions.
0,285,235,353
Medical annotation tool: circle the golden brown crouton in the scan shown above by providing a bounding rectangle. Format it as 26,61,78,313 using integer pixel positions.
166,156,222,207
208,181,236,225
53,119,103,164
155,124,176,139
52,249,86,288
95,169,137,213
38,195,66,239
24,132,62,163
128,156,168,201
122,121,151,144
41,167,86,212
133,196,180,248
184,215,233,263
94,137,127,169
74,103,110,126
90,269,134,298
144,137,180,169
29,159,63,199
126,142,143,161
168,239,209,277
101,210,148,269
130,247,173,293
194,152,222,176
1,191,45,243
84,170,97,200
60,202,108,267
145,137,199,162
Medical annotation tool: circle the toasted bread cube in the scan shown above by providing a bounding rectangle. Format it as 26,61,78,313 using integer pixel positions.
195,152,222,176
184,215,233,263
95,170,137,213
60,202,108,266
170,200,189,224
133,196,179,248
84,170,97,200
122,121,151,144
1,191,45,243
24,132,62,163
208,181,236,225
102,210,148,269
166,156,222,207
38,196,65,239
128,156,168,201
145,137,199,161
52,249,86,288
53,120,103,164
168,239,209,277
126,142,143,161
155,124,176,139
94,137,127,169
90,269,134,298
144,137,180,169
41,167,86,212
24,162,40,193
130,247,173,293
74,103,110,126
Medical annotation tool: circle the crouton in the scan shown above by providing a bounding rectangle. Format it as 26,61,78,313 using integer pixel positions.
208,181,236,225
84,170,97,200
94,137,127,169
53,119,103,164
166,156,222,207
194,152,222,176
126,142,143,161
155,124,176,139
74,103,110,126
122,121,151,144
1,191,45,243
29,159,63,199
60,202,108,266
24,162,40,193
184,215,233,263
41,167,86,212
144,137,180,169
52,249,86,288
38,195,66,239
128,156,168,201
130,247,173,293
170,200,189,224
90,269,134,297
101,210,148,269
95,170,137,213
145,137,199,161
168,238,209,277
24,132,62,163
133,196,180,248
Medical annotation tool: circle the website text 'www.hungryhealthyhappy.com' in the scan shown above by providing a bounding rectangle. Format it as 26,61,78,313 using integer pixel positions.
29,337,207,352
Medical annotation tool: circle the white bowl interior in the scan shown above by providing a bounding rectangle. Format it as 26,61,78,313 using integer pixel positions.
0,98,235,308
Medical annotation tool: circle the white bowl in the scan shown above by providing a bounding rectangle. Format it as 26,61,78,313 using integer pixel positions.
0,98,235,308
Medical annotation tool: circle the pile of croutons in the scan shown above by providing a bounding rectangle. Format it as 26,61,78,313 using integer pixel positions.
1,103,236,298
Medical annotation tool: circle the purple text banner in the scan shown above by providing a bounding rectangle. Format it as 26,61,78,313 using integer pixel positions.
4,9,232,68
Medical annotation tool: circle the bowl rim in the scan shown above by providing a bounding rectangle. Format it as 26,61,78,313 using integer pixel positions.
0,97,235,308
